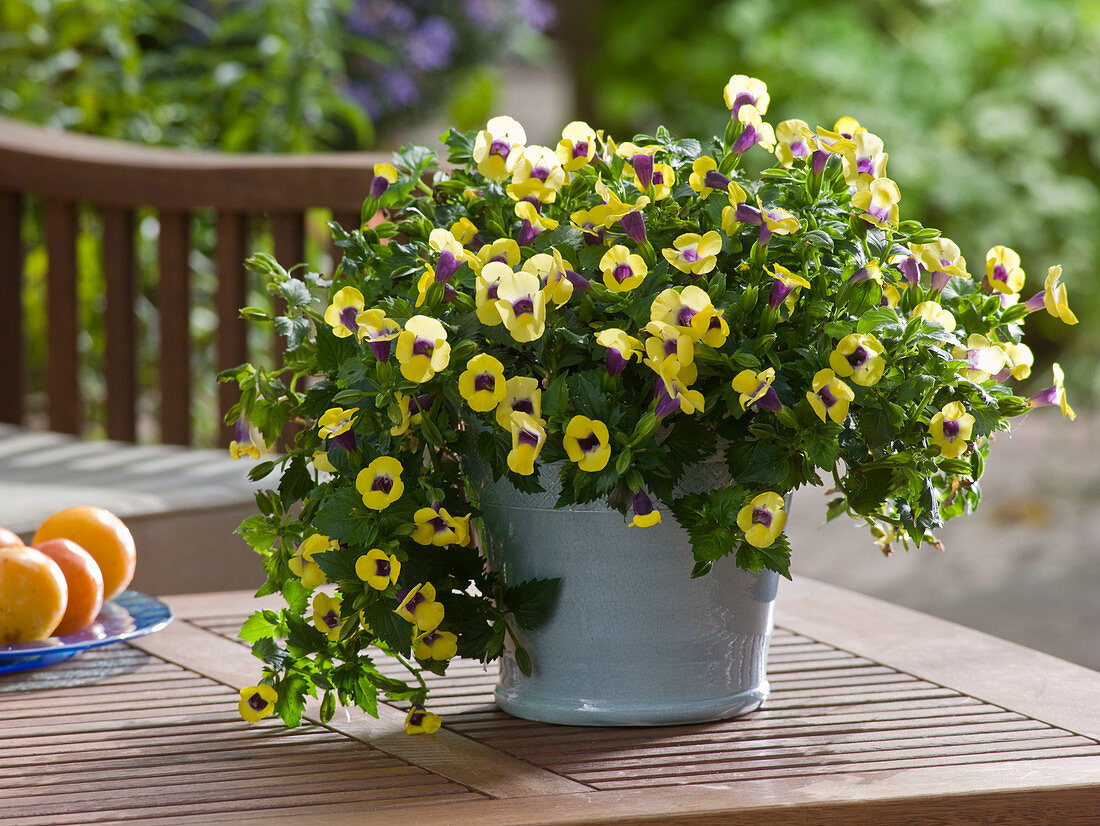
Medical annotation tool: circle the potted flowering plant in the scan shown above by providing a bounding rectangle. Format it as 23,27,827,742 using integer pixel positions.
224,74,1077,731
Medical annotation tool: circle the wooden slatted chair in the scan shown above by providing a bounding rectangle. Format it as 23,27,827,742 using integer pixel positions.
0,118,386,593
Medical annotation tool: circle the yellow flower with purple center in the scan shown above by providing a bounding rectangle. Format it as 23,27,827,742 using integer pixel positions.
473,238,521,272
851,177,901,228
507,412,547,476
654,365,705,418
356,308,400,361
473,115,526,181
563,415,611,472
732,105,776,155
911,301,957,333
723,74,770,117
643,320,695,375
324,286,366,338
842,131,888,189
806,369,855,424
522,250,573,307
913,239,968,292
395,315,451,383
737,492,786,548
355,548,401,591
414,629,458,662
555,120,596,172
731,367,781,413
449,217,478,247
507,145,566,203
289,533,335,589
928,401,975,459
650,285,716,341
600,244,648,293
689,156,719,197
1024,265,1077,325
458,353,507,412
395,582,444,632
495,268,546,342
356,456,404,510
994,342,1033,382
952,334,1008,383
748,198,801,246
404,704,442,735
700,310,730,349
829,334,885,386
595,328,644,376
644,163,675,200
412,503,471,547
570,206,610,244
229,416,260,460
775,119,812,167
629,491,661,527
495,376,542,430
389,392,414,437
238,684,278,723
475,260,509,327
662,231,721,276
984,246,1025,295
428,228,468,284
515,199,559,246
317,406,357,440
312,591,344,642
369,162,398,199
1029,363,1076,420
767,264,811,311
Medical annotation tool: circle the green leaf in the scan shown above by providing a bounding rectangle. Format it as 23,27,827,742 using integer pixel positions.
855,307,902,336
543,374,570,419
502,578,562,630
725,441,789,486
238,610,278,643
734,534,793,580
846,466,893,512
360,599,412,656
311,486,378,548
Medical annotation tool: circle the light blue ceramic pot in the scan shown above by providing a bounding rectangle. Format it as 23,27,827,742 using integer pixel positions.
468,460,780,727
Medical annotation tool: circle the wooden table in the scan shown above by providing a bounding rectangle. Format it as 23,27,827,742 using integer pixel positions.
3,579,1099,825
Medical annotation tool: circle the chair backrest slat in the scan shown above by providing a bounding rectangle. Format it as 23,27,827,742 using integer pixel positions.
157,209,191,445
44,197,79,435
0,190,24,425
216,210,250,444
102,206,137,442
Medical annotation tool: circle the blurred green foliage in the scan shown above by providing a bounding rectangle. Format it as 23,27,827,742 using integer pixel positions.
572,0,1100,399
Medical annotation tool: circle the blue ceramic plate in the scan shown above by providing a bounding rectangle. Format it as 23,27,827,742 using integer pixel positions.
0,591,173,674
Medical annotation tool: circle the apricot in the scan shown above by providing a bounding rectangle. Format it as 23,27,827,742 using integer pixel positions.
34,538,105,636
33,507,136,601
0,527,22,548
0,545,68,643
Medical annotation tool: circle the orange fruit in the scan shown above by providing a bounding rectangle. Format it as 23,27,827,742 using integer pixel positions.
0,527,22,548
34,538,105,636
33,507,136,601
0,545,69,643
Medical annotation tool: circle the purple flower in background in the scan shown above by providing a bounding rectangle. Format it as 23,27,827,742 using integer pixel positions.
381,69,419,109
407,17,456,71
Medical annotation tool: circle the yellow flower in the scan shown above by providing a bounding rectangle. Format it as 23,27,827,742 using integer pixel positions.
458,353,507,412
911,301,957,333
643,320,695,375
356,456,404,510
449,217,478,247
323,286,365,338
289,533,335,589
475,260,509,326
473,238,521,273
495,269,547,342
851,177,901,227
355,548,401,591
472,115,526,181
412,503,471,546
404,704,442,735
731,367,780,412
646,163,676,200
506,145,566,203
841,131,888,189
507,412,547,476
312,591,344,642
829,334,886,387
555,120,597,171
312,450,337,473
774,119,813,167
723,74,770,116
356,308,400,361
649,286,716,341
985,246,1025,295
953,334,1008,383
806,369,855,424
596,328,644,376
599,244,648,293
495,376,542,430
414,630,459,662
629,491,661,527
563,415,611,472
395,582,444,632
523,250,573,307
737,492,786,548
317,407,357,439
928,401,975,459
662,231,722,276
689,156,718,197
238,685,278,723
996,341,1033,381
1037,265,1078,325
395,315,451,382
